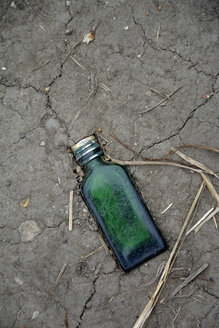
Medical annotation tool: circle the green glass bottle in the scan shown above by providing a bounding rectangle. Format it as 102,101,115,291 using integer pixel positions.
72,135,166,272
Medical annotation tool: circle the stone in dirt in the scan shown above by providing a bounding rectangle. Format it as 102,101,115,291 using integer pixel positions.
45,118,60,130
19,220,41,242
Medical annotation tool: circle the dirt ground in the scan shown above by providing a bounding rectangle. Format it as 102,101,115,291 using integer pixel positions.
0,1,219,327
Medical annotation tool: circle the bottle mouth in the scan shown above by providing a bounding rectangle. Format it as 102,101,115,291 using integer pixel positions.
71,135,103,166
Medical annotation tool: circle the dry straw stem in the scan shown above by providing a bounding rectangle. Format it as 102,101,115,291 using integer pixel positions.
168,144,219,155
61,40,81,66
194,207,219,233
200,172,219,206
70,56,86,71
156,23,161,41
161,203,173,214
69,190,73,231
109,157,204,175
186,207,214,235
55,263,68,286
213,216,218,229
173,149,219,179
132,182,205,328
99,81,112,93
169,263,208,298
81,245,104,261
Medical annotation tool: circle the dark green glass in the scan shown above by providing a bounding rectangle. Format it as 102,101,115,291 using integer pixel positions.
72,136,166,272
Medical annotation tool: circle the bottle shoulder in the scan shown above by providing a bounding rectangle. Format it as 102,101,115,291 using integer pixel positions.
82,162,127,189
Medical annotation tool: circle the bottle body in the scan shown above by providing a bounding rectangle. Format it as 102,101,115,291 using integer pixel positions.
81,157,166,272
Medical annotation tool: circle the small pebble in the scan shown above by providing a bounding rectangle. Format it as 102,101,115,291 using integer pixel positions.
20,132,26,139
14,277,23,285
124,26,129,30
66,1,71,6
1,67,7,71
145,11,149,16
157,5,162,11
19,221,41,242
97,127,102,133
10,1,16,8
5,180,11,187
45,87,50,92
31,311,39,320
45,118,60,130
137,55,142,58
40,141,46,147
65,28,73,35
45,148,52,155
17,3,24,9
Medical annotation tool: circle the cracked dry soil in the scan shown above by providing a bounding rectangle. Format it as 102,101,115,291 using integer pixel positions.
0,1,219,328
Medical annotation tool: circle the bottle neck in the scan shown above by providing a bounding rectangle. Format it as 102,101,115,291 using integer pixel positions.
83,156,103,173
72,135,104,167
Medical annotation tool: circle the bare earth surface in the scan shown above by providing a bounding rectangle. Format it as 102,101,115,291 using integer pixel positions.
0,1,219,327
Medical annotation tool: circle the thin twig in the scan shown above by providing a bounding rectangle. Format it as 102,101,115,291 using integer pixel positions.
169,264,208,298
98,235,109,255
61,40,81,66
81,245,104,261
139,97,168,114
110,133,145,160
173,149,218,179
192,296,205,304
65,312,69,328
146,85,167,98
69,190,73,231
55,263,68,286
201,172,219,206
186,207,214,235
168,86,183,98
98,134,110,144
26,0,45,20
70,56,86,70
32,59,50,72
99,82,112,93
83,72,98,106
132,182,205,328
95,131,106,156
115,100,128,109
173,306,181,322
139,86,182,114
109,132,155,160
109,157,204,174
171,289,196,299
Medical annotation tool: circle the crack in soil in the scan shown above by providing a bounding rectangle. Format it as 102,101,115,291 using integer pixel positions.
76,275,99,328
145,96,215,150
129,6,218,79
